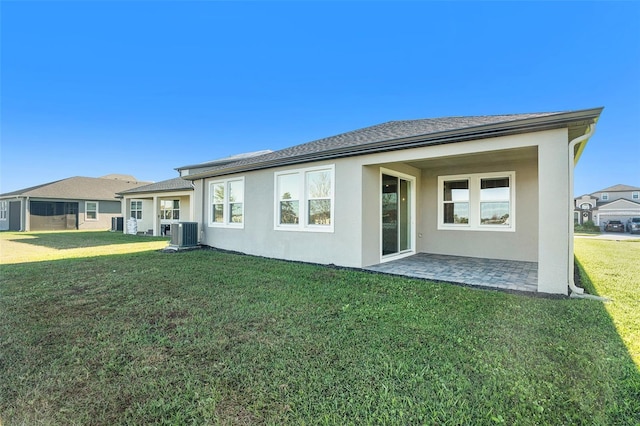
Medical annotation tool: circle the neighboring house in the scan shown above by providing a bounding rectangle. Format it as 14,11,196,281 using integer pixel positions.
117,151,271,236
0,174,149,232
574,184,640,228
118,177,194,236
175,107,602,295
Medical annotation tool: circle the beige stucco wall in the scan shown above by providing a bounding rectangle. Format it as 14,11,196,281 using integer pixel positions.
417,158,538,262
122,193,192,236
79,200,122,230
537,130,570,294
198,159,363,267
193,127,571,294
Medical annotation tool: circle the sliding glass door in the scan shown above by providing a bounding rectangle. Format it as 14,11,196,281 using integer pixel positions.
382,172,413,257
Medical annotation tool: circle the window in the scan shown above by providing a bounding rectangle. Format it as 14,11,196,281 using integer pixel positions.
480,177,510,225
633,192,639,200
0,201,6,220
580,203,591,210
443,180,469,224
438,172,515,231
160,200,180,220
275,165,334,232
209,178,244,227
601,193,609,201
86,202,98,220
131,200,143,219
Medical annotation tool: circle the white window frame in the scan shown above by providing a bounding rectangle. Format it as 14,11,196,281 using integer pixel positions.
632,192,639,200
601,193,609,201
130,200,143,220
0,201,6,220
85,201,98,221
160,199,180,221
437,171,516,232
274,165,335,233
208,177,244,228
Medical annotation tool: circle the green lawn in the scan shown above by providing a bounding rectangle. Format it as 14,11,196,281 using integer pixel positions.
0,232,638,425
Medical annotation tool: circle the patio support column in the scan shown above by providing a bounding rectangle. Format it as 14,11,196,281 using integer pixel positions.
537,135,570,295
152,195,159,236
24,197,30,232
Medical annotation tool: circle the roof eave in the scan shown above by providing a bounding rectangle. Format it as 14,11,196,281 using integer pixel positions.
117,187,194,196
183,107,604,181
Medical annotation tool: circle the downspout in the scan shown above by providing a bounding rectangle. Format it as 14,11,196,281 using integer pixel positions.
200,178,206,245
568,123,596,295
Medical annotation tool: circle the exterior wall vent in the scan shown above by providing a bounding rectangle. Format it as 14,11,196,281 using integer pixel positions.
171,222,198,247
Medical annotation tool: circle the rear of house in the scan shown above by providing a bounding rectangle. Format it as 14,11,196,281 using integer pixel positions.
180,108,602,295
0,175,149,232
118,177,194,236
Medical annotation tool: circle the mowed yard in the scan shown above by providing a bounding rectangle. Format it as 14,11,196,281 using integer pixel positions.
0,232,638,425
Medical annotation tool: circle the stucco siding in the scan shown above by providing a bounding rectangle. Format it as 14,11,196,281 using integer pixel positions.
200,159,363,268
419,157,538,262
80,200,122,230
193,127,573,294
537,129,570,294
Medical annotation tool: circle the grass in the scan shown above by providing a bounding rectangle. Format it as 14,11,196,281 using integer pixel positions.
574,238,639,366
0,231,169,264
1,232,638,425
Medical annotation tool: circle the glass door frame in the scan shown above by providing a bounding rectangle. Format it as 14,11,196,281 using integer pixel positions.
379,168,417,263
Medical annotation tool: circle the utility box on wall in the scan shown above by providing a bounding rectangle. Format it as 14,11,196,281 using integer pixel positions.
171,222,198,247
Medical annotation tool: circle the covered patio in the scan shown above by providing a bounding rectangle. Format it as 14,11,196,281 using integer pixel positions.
364,253,538,293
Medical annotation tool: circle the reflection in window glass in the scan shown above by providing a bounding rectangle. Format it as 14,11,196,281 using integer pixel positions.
278,174,300,225
211,183,225,223
443,180,469,224
228,180,244,223
307,170,332,226
275,166,334,230
480,178,510,225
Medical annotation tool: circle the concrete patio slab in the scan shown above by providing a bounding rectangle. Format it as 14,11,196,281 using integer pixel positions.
364,253,538,293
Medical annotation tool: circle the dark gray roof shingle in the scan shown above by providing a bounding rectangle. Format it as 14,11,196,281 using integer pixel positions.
0,176,151,200
118,177,194,195
183,108,602,179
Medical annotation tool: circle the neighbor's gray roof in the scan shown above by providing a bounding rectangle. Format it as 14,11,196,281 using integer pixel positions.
182,107,603,180
0,176,151,200
594,184,640,193
118,177,194,195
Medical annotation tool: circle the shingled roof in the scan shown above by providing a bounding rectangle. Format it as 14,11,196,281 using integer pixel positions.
118,177,194,195
595,184,640,193
0,176,150,200
182,107,603,180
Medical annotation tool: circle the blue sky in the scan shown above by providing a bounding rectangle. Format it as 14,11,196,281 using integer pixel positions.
1,1,639,196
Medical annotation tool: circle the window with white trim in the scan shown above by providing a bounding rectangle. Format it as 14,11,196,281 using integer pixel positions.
438,172,515,231
601,193,609,201
0,201,7,220
130,200,142,219
160,200,180,220
633,192,639,200
209,178,244,227
86,201,98,220
275,165,334,232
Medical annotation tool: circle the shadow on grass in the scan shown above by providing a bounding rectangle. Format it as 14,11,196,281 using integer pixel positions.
7,231,169,250
574,256,599,296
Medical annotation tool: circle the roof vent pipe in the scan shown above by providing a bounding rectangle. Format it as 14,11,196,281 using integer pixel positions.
568,123,596,295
